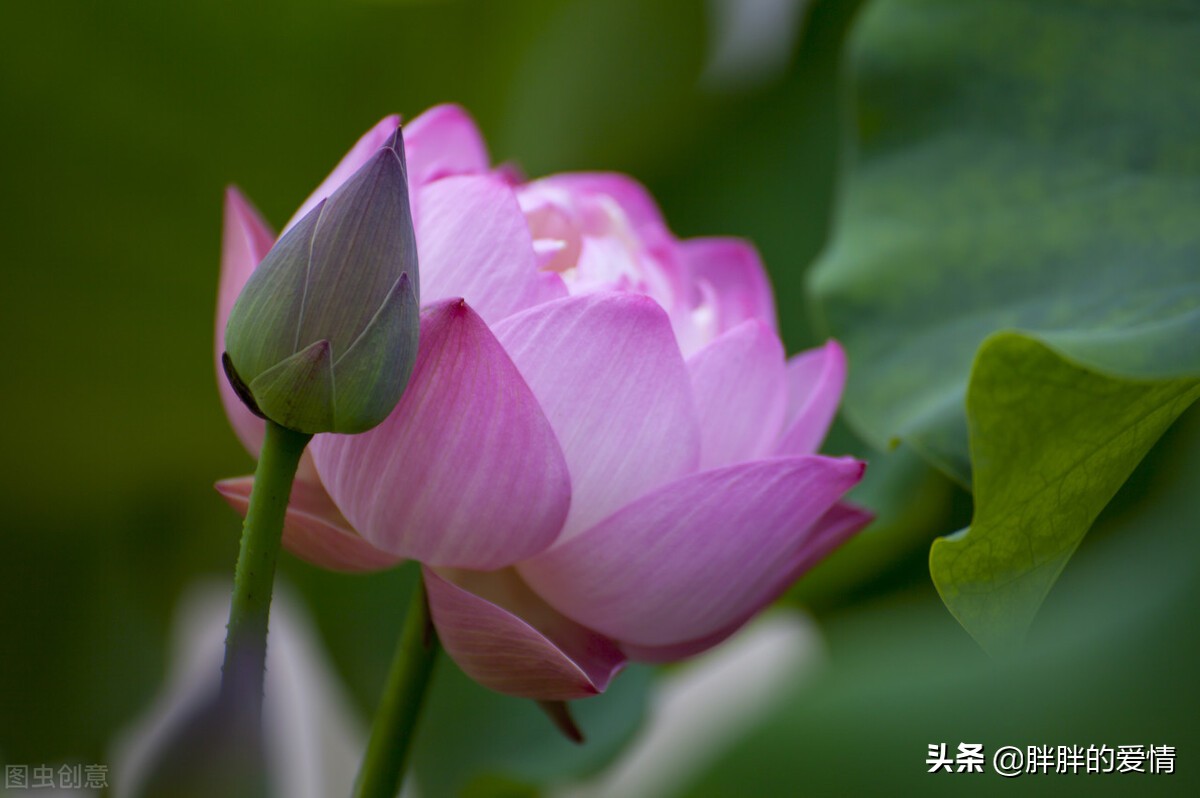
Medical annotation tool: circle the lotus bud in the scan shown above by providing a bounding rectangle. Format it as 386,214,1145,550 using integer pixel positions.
223,128,420,434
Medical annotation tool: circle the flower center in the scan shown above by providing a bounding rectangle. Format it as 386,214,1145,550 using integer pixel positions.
518,184,720,355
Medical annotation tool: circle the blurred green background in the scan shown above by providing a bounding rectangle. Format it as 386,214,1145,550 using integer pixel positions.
1,1,1197,796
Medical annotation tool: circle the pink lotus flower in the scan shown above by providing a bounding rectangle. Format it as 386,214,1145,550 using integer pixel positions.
215,105,870,700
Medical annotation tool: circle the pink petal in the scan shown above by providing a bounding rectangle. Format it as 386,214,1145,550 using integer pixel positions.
687,319,787,469
679,238,778,334
493,161,526,186
414,175,542,324
493,293,701,542
520,456,866,647
403,104,491,186
216,187,275,457
310,300,570,570
282,115,402,235
786,500,876,574
215,474,399,573
534,271,569,304
775,340,846,456
620,502,873,662
424,567,625,700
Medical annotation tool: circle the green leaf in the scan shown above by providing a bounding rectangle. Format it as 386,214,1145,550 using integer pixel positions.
680,407,1200,798
811,0,1200,486
809,0,1200,646
932,333,1200,654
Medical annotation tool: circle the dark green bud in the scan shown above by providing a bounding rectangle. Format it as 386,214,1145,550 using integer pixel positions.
223,129,420,434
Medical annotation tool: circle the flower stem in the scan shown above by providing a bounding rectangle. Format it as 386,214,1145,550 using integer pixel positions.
221,420,312,715
354,576,440,798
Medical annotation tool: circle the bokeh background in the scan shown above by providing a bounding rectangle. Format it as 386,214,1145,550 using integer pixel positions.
2,1,1197,796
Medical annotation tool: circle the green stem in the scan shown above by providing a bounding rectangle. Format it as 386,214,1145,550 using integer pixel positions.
221,420,312,714
354,577,440,798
